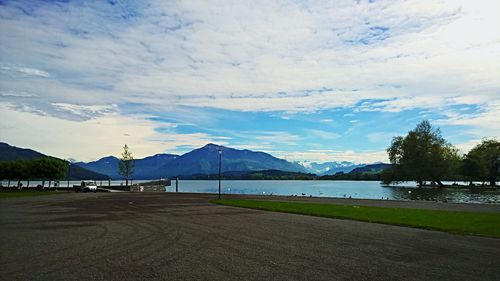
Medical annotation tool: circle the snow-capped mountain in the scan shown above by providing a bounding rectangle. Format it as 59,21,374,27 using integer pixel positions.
298,161,366,175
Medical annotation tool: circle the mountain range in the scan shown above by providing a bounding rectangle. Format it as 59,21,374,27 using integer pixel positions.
76,143,308,179
75,154,179,180
0,142,109,180
298,161,366,175
1,142,390,180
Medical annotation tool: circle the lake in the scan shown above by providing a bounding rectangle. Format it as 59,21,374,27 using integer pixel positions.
3,179,499,204
168,180,500,204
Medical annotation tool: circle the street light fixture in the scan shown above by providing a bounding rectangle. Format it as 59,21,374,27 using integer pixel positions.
218,148,222,199
66,161,71,192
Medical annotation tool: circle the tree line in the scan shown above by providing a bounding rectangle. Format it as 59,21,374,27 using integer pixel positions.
0,157,68,188
383,120,499,187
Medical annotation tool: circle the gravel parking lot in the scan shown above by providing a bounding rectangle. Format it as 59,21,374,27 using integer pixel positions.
1,192,499,281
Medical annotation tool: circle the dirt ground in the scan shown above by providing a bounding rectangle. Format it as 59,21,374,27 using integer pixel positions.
1,192,499,281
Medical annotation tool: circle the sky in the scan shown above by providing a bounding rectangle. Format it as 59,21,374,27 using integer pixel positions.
0,0,499,163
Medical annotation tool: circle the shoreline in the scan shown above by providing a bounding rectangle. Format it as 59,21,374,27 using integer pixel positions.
2,188,499,207
217,192,500,213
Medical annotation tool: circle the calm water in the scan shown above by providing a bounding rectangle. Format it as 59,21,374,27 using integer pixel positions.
168,180,500,204
3,179,499,204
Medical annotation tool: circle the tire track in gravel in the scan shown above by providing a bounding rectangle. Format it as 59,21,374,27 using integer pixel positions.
35,211,152,275
0,224,109,276
81,220,179,267
2,200,143,275
95,200,190,266
38,200,187,274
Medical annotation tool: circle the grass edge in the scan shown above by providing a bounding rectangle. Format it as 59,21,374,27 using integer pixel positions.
210,199,500,239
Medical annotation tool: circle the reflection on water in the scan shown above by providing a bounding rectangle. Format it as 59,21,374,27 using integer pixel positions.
388,186,499,204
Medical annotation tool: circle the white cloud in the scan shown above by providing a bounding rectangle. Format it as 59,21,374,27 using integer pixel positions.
252,131,301,146
0,64,51,78
231,144,275,151
0,103,227,161
1,0,499,161
368,132,398,143
319,119,333,123
272,149,388,164
434,101,500,139
0,0,498,115
454,139,482,155
306,129,340,140
51,103,118,119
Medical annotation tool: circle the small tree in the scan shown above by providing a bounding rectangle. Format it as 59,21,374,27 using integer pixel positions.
118,144,134,187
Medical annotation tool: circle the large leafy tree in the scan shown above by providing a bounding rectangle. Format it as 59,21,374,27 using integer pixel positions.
30,157,68,187
387,120,459,187
465,139,500,186
118,144,134,187
0,158,67,188
0,161,27,187
460,154,485,185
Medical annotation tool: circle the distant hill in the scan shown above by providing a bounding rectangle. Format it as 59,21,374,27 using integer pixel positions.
76,156,119,179
319,163,392,180
159,144,308,177
77,143,308,179
0,142,109,180
3,141,391,181
349,163,392,174
0,142,43,161
68,164,109,180
186,169,316,180
76,153,179,180
185,166,391,181
136,154,179,178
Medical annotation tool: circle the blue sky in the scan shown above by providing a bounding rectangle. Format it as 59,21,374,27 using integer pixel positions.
0,0,499,162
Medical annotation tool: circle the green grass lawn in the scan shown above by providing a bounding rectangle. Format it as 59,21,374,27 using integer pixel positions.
211,199,500,238
0,191,64,199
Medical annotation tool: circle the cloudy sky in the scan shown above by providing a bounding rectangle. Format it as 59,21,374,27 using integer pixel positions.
1,0,499,163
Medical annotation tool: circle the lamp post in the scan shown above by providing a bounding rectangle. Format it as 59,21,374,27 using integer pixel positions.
218,148,222,199
66,162,71,192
